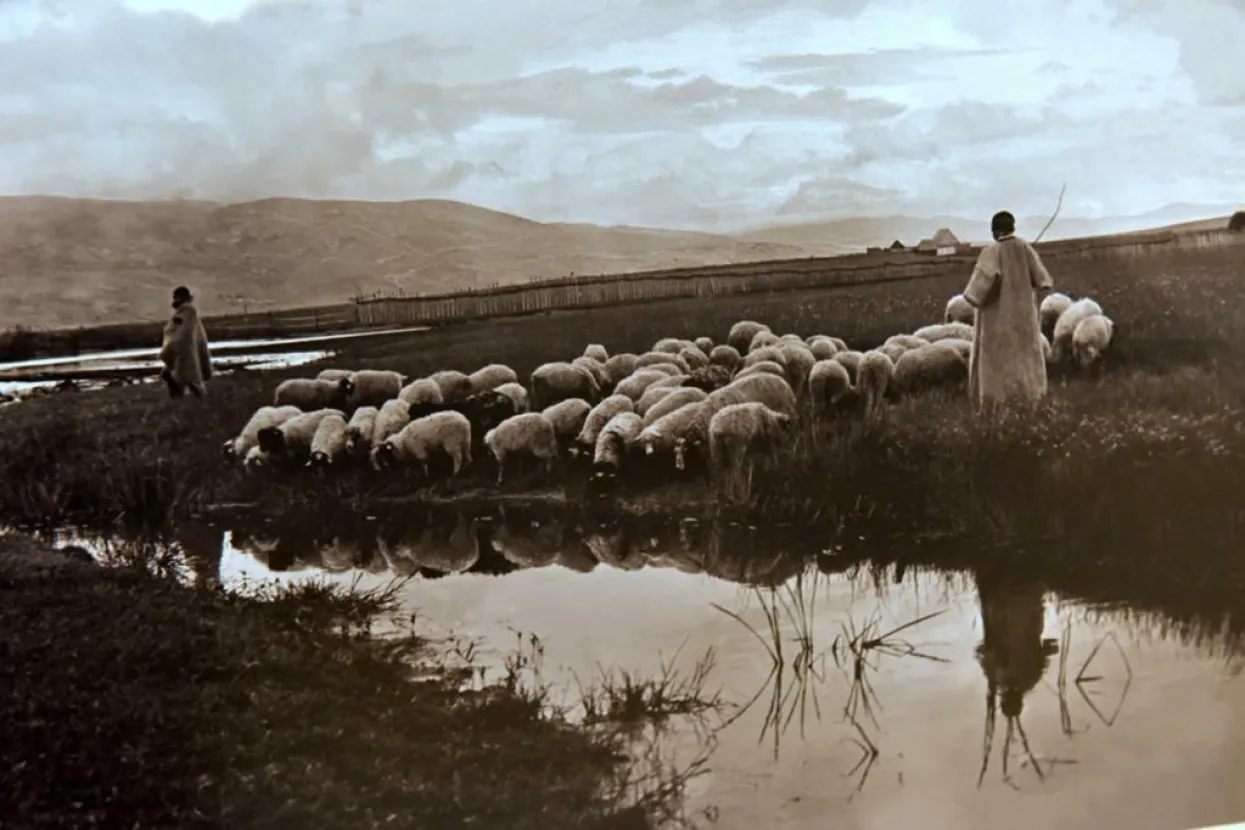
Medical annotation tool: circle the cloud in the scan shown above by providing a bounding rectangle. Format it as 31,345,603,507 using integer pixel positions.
0,0,1241,230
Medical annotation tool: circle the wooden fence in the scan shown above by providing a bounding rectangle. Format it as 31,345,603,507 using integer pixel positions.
355,226,1245,328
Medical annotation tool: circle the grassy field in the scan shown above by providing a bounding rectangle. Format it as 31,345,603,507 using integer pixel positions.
0,532,717,829
1,244,1243,542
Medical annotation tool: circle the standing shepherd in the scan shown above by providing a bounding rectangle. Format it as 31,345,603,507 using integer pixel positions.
159,285,213,398
961,210,1055,409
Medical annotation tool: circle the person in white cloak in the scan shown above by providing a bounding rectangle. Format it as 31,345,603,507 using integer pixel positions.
158,285,213,398
961,211,1055,409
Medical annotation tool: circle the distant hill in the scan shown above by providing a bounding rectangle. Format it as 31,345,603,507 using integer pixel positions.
0,196,812,331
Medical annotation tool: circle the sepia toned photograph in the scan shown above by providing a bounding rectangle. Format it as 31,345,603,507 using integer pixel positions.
1,0,1243,828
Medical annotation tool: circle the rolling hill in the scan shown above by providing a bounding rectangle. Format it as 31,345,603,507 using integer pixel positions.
0,196,813,331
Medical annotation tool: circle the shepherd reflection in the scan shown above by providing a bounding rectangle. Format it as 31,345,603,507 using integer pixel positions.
973,565,1059,787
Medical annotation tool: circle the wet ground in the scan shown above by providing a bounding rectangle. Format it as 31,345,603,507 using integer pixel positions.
57,511,1245,830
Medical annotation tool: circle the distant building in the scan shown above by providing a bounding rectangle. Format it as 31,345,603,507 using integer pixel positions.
916,227,964,256
888,239,907,250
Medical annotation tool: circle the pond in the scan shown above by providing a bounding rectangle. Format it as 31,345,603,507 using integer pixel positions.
56,509,1245,830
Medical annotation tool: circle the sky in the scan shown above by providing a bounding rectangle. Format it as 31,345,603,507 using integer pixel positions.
1,0,1242,231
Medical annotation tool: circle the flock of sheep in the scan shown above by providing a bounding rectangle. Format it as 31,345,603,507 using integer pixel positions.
220,289,1114,497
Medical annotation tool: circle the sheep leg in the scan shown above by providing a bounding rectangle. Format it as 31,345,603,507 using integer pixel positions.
495,453,506,487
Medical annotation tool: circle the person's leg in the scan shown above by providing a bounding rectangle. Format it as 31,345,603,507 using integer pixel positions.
161,367,185,398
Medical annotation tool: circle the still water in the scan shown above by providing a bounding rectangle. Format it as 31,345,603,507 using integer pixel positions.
62,510,1245,830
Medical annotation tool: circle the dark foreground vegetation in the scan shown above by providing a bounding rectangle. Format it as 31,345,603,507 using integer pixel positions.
0,532,709,829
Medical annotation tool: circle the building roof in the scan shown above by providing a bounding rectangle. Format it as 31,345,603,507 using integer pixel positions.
930,227,960,246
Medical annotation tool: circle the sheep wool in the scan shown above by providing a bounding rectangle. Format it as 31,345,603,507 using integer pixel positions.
257,408,343,461
726,320,771,354
1071,314,1115,369
748,330,780,353
399,378,444,407
857,351,895,418
808,359,855,416
571,356,610,389
377,411,472,477
773,342,816,397
913,322,974,344
708,402,792,476
493,382,531,413
642,387,709,426
806,336,839,361
944,294,976,325
575,395,636,453
531,361,601,408
678,346,710,370
602,353,639,386
484,412,560,484
344,406,379,456
613,369,672,402
592,411,645,470
893,342,969,397
273,377,349,411
583,343,610,363
1039,292,1074,339
344,369,404,409
736,360,786,381
309,411,350,468
223,405,302,460
316,368,354,383
831,350,864,383
427,369,475,403
693,336,715,353
541,398,593,441
708,344,741,370
1051,298,1104,364
652,337,686,355
468,363,519,393
637,400,710,470
636,384,680,416
370,399,412,459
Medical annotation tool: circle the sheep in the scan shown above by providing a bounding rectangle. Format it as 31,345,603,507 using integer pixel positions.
708,402,794,489
742,345,788,371
1040,332,1054,364
652,337,687,355
748,330,780,353
308,411,350,469
635,351,690,373
708,344,741,371
344,369,404,410
591,411,645,475
939,338,973,361
807,336,839,360
344,405,379,458
222,405,302,460
878,342,910,364
399,378,444,409
574,394,636,456
646,373,689,392
886,334,931,351
668,372,799,471
913,322,974,344
808,359,854,416
832,350,864,383
945,294,976,325
530,361,600,408
735,360,787,381
636,402,706,470
1051,298,1104,364
772,342,816,398
727,320,771,353
777,333,805,345
637,361,684,377
583,343,610,363
693,336,715,353
316,368,354,383
484,413,560,485
273,377,349,411
636,383,681,416
1040,292,1074,339
256,408,344,464
427,369,475,403
613,369,672,402
678,346,710,370
373,411,472,477
242,444,273,472
1071,314,1115,370
857,351,895,419
682,364,733,392
369,399,412,464
493,382,530,413
602,353,639,386
571,356,610,390
541,398,592,444
892,341,969,396
468,363,519,393
642,387,709,426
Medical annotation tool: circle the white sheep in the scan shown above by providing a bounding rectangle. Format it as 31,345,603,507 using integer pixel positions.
541,398,592,443
316,368,354,383
369,399,412,465
945,294,976,325
636,361,684,377
1051,298,1104,364
583,343,610,363
308,411,350,469
807,336,839,361
1040,292,1074,339
887,335,930,351
1071,314,1115,369
708,344,741,371
398,377,444,408
773,342,816,398
652,337,687,355
242,444,275,472
857,350,895,419
748,330,780,353
484,413,559,485
641,386,709,426
494,382,530,413
373,410,472,477
468,363,519,393
892,341,969,396
571,356,610,389
344,405,379,458
727,320,771,353
343,369,404,409
938,338,973,361
913,322,974,343
273,377,350,411
878,342,910,364
635,351,690,373
636,401,707,469
602,353,639,386
808,359,854,416
708,401,793,485
693,336,715,353
256,408,344,463
427,369,475,403
531,361,600,408
832,350,864,383
1040,332,1054,364
678,346,710,370
636,383,680,416
777,333,805,345
613,369,672,402
592,411,645,472
660,372,799,471
574,395,636,455
222,405,302,461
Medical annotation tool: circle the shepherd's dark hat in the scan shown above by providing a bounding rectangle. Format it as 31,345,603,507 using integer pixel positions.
172,285,193,301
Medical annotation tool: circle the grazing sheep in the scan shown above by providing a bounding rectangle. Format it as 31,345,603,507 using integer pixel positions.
773,342,816,398
256,408,344,463
682,364,733,392
727,320,771,353
638,361,684,377
678,346,710,370
273,377,350,411
574,395,635,455
652,337,687,355
541,398,592,444
602,353,639,386
370,399,412,463
807,336,839,360
857,351,895,419
316,368,354,383
832,350,864,383
808,359,854,416
591,411,645,476
427,369,475,403
484,413,560,485
708,344,742,371
642,387,708,426
493,382,530,413
893,342,969,396
636,401,706,470
878,342,910,364
468,363,519,393
742,345,787,370
571,356,610,389
636,384,681,416
530,361,600,408
1039,292,1074,339
938,338,973,362
1040,332,1054,364
308,411,350,469
343,369,404,409
647,373,689,392
735,360,786,381
399,377,444,409
635,351,690,373
708,402,794,484
222,405,302,460
694,336,714,353
885,334,929,351
344,405,379,458
583,343,609,363
777,333,805,345
243,444,273,471
373,411,472,477
1071,314,1115,369
913,322,974,343
748,330,780,353
945,294,976,325
1051,298,1105,364
676,372,799,469
828,337,849,353
613,369,671,402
